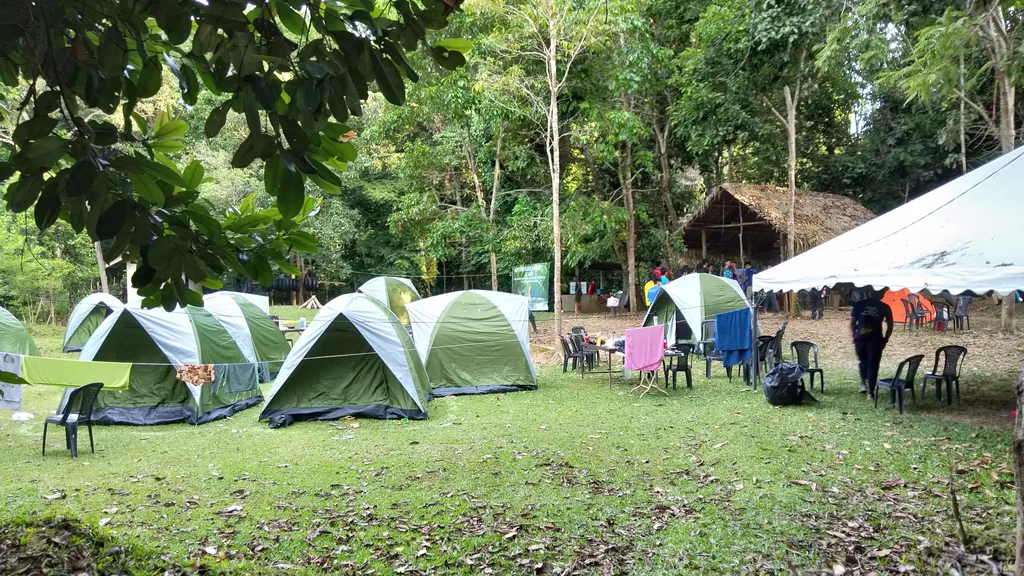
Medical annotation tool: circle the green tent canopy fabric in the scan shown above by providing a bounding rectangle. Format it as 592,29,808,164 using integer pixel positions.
406,290,537,397
642,274,754,343
0,306,39,357
260,293,431,425
63,293,124,352
0,305,39,411
203,291,290,379
357,277,421,324
61,306,261,425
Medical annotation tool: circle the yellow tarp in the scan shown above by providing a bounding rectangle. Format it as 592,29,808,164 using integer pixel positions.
20,356,131,390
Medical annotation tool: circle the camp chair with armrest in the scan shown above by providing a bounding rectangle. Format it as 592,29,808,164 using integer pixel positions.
43,382,103,458
790,341,825,392
697,320,716,357
569,333,596,376
931,302,950,332
875,354,924,414
756,335,775,374
921,345,967,405
560,336,585,374
698,319,733,381
909,293,932,323
664,343,694,390
899,300,916,330
765,322,788,366
953,296,972,332
570,326,587,336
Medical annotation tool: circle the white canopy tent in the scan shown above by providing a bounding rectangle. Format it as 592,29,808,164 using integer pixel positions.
754,148,1024,296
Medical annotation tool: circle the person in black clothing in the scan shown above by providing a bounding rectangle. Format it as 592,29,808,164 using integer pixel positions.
849,289,894,395
809,287,825,320
528,310,538,333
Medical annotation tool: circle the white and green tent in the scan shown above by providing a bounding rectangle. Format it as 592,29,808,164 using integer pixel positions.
260,293,430,425
0,306,39,411
643,273,753,343
65,306,261,425
64,293,124,352
357,276,420,324
203,291,290,379
406,290,537,397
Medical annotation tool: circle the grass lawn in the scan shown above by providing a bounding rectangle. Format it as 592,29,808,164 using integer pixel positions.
1,346,1014,574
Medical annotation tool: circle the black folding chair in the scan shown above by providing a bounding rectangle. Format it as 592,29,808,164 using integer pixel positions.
790,341,825,392
560,335,584,374
931,302,951,332
569,334,596,377
43,383,104,458
909,293,932,324
663,343,694,390
953,296,972,332
876,355,924,414
921,345,967,405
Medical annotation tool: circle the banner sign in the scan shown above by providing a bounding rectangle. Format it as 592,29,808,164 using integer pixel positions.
512,263,550,311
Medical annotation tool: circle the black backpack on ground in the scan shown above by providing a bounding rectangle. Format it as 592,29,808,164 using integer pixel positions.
763,362,817,406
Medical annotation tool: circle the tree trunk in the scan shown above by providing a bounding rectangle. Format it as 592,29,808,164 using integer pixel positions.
618,142,638,315
297,255,305,305
547,0,563,337
784,84,797,261
1015,367,1024,575
94,241,109,294
997,67,1016,333
959,55,967,175
489,124,503,291
652,118,678,265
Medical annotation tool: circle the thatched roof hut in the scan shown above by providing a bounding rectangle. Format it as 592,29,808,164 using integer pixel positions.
680,183,875,264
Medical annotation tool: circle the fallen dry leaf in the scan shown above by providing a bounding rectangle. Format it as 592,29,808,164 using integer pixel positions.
883,442,892,449
43,492,65,500
832,564,846,575
790,479,818,491
787,436,801,441
215,504,246,518
101,507,118,514
712,442,728,449
868,548,892,558
98,517,111,527
350,423,360,429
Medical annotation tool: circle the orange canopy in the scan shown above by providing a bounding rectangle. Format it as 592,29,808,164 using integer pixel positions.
881,288,935,323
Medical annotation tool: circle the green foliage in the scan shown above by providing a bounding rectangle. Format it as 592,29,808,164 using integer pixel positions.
0,0,470,309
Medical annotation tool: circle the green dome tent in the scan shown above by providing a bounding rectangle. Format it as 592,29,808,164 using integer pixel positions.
642,274,752,343
406,290,537,397
260,293,430,425
64,293,124,352
63,306,262,425
203,291,290,379
357,277,421,324
0,306,39,357
0,306,39,411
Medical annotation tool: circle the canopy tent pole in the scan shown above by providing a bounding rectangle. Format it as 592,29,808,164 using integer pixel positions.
701,230,707,259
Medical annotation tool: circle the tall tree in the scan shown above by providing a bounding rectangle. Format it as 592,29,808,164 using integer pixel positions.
482,0,601,336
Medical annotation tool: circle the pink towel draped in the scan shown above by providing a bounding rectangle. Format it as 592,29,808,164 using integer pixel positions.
624,326,665,372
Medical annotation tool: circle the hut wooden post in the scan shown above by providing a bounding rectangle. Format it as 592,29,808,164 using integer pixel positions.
738,208,745,265
701,230,707,259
